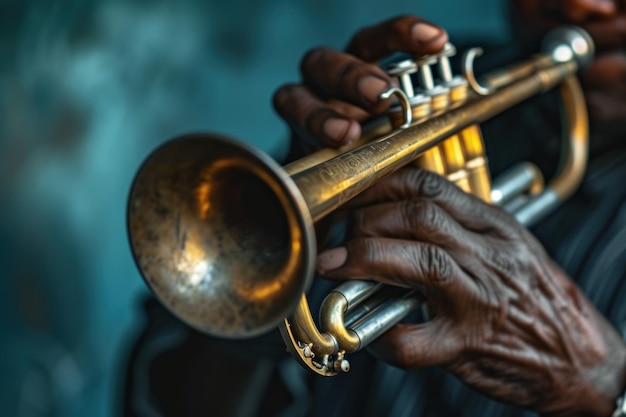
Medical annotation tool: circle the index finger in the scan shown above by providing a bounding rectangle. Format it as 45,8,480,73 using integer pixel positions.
346,15,449,62
344,168,518,236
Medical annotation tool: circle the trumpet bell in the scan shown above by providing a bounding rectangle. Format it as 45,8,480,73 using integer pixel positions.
127,133,317,338
126,26,593,376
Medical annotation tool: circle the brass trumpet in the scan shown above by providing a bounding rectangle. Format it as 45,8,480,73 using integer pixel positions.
127,27,593,376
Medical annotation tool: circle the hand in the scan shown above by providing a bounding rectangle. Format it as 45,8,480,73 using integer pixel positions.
510,0,626,124
316,168,626,417
272,15,448,159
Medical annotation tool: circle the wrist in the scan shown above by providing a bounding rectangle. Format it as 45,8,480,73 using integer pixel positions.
575,336,626,417
542,325,626,417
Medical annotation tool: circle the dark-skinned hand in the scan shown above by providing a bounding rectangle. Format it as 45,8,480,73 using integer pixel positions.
316,168,626,417
273,11,626,417
273,15,448,158
510,0,626,123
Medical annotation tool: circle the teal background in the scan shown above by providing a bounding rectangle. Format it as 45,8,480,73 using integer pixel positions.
0,1,509,416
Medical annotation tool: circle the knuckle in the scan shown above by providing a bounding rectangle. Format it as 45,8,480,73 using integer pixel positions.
484,242,534,285
334,59,380,89
386,14,415,38
419,170,448,198
303,107,335,136
336,60,363,87
300,47,328,73
272,83,298,112
403,244,454,289
491,251,519,275
404,200,442,233
401,168,449,199
421,245,453,285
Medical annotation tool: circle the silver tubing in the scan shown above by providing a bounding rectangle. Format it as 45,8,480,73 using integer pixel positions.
329,281,381,310
513,189,561,227
351,293,422,347
491,162,543,206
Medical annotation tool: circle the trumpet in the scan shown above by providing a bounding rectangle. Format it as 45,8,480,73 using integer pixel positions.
127,27,593,376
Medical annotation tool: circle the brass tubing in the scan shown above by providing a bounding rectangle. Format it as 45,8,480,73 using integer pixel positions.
416,90,448,176
549,76,588,199
289,295,337,356
294,60,578,222
441,83,471,193
351,293,422,347
483,55,555,89
461,125,492,202
285,52,576,182
320,292,361,353
127,27,593,378
512,75,588,225
284,118,394,176
491,162,544,206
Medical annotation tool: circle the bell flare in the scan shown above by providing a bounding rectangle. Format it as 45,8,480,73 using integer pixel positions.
127,133,316,338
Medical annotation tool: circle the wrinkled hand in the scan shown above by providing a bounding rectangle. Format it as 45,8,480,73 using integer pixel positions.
510,0,626,123
510,0,618,44
316,168,626,417
273,15,448,158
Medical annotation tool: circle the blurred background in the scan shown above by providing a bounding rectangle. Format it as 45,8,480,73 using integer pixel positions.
0,1,509,416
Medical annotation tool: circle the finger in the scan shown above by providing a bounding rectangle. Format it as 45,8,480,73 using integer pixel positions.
346,15,448,62
350,199,483,254
580,15,626,51
273,83,362,147
316,238,467,296
511,0,617,51
369,322,460,368
345,168,517,236
300,47,395,114
326,98,371,122
581,52,626,88
552,0,617,23
581,53,626,120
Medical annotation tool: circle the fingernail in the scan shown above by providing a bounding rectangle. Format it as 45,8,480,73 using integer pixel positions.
359,76,389,105
317,247,347,273
411,23,443,44
323,118,350,141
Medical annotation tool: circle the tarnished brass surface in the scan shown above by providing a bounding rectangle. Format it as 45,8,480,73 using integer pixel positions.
294,60,577,223
127,134,317,338
388,101,431,128
461,125,492,202
127,27,592,377
440,82,470,193
415,89,449,176
279,317,339,377
550,76,588,199
319,292,361,353
278,295,339,376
